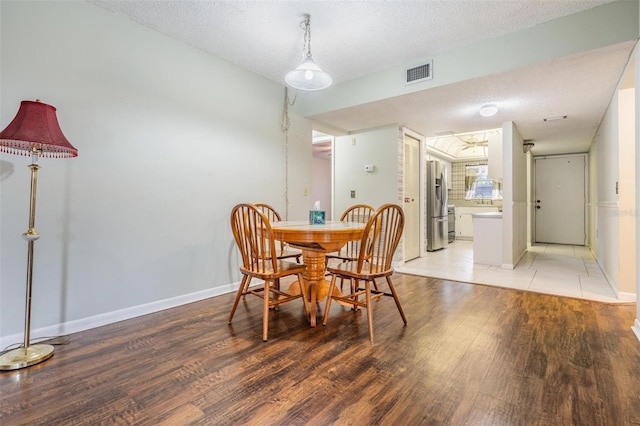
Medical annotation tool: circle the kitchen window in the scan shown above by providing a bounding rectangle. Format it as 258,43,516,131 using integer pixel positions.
464,165,502,200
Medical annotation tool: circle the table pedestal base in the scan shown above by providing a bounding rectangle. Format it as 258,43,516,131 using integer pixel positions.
287,246,348,326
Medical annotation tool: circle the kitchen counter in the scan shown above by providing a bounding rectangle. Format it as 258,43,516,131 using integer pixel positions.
454,206,500,240
472,212,503,266
472,211,503,219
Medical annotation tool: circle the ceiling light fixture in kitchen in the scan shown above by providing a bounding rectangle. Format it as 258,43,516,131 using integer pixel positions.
285,14,332,91
479,104,498,117
543,115,567,122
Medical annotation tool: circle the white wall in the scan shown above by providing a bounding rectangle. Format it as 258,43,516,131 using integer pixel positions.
618,88,636,295
593,84,621,291
588,140,598,251
526,151,534,246
0,2,312,344
635,35,640,338
334,126,400,215
502,122,528,268
591,44,637,300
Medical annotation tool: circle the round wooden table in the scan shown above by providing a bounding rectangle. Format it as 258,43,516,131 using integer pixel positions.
271,220,366,326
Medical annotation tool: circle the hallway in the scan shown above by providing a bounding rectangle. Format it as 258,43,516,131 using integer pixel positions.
397,241,635,304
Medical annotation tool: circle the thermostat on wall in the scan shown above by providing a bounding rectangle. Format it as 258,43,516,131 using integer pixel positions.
364,164,375,173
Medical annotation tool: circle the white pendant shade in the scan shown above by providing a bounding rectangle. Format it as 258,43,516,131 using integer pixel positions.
285,55,332,91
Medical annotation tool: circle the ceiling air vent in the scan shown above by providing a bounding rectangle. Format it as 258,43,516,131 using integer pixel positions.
405,61,433,85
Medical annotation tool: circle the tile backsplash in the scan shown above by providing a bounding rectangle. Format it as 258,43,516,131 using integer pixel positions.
450,160,487,201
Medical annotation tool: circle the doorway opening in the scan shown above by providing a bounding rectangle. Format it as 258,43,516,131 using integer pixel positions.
311,130,333,220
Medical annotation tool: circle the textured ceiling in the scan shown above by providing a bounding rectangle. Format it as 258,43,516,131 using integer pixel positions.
311,40,636,157
90,1,634,158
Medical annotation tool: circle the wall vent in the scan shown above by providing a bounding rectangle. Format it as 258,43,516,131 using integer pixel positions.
405,61,433,85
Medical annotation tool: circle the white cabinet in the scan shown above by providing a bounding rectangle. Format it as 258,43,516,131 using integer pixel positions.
473,212,503,266
455,206,500,240
456,212,474,240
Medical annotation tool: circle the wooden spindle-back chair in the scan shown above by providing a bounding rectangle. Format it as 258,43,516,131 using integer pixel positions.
255,203,302,263
229,203,309,341
323,203,407,344
325,204,375,265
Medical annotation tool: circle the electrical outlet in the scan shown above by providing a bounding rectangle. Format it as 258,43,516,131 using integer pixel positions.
350,190,356,198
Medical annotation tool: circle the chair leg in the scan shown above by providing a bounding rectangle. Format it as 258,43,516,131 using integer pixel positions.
339,260,349,292
273,278,280,310
229,275,251,323
386,276,407,324
322,274,338,326
298,273,310,318
263,279,271,342
241,275,252,299
351,278,360,310
372,278,379,291
365,280,375,344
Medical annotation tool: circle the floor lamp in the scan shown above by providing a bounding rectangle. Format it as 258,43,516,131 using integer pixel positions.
0,100,78,370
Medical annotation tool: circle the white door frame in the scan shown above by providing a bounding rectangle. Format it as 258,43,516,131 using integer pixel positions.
402,127,425,259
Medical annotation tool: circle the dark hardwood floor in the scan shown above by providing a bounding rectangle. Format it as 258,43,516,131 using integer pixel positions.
1,273,639,425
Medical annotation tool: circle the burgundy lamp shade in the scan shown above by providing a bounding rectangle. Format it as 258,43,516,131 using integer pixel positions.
0,100,78,158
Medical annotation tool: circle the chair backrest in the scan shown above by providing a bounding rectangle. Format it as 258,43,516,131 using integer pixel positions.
230,203,278,273
255,203,286,251
357,204,404,273
255,203,282,223
340,204,374,223
337,204,375,258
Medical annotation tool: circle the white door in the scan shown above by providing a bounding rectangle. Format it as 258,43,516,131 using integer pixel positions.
534,155,586,245
404,135,420,260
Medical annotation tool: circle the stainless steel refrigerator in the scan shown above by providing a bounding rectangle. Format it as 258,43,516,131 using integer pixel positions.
426,160,449,251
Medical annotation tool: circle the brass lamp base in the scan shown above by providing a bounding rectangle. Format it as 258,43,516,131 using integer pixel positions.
0,344,54,371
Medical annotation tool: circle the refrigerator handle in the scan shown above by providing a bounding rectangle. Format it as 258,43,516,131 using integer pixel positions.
442,166,449,212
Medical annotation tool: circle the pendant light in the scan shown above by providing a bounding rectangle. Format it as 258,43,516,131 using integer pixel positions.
285,14,332,91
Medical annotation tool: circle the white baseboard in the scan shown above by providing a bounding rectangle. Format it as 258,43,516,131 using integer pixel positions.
632,319,640,343
592,254,629,299
0,282,239,350
618,292,637,302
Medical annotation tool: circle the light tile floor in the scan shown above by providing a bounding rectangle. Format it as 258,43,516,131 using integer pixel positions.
397,240,636,304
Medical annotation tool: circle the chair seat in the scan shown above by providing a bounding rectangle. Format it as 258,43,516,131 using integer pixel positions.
276,247,303,261
326,261,392,281
241,260,306,280
325,253,356,262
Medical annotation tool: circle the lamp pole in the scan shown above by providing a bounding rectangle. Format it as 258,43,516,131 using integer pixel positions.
0,148,55,370
0,100,78,370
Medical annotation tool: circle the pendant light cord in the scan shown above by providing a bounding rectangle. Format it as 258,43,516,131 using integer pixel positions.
301,14,311,59
281,87,296,220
